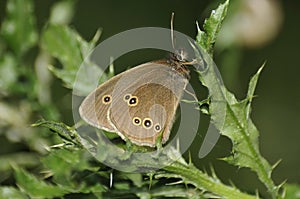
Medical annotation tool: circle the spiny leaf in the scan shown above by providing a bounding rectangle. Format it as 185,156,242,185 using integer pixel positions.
32,119,83,147
196,0,229,56
195,29,279,197
41,148,89,176
14,165,107,197
0,0,38,56
41,24,102,92
41,24,82,71
42,148,107,193
14,167,68,198
217,66,280,198
246,64,265,118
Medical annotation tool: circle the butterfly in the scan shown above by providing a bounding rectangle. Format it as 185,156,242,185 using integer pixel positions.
79,51,193,147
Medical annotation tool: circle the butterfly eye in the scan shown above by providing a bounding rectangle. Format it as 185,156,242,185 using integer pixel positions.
132,117,141,126
128,96,138,107
123,94,131,102
102,94,112,104
154,123,161,132
143,118,153,129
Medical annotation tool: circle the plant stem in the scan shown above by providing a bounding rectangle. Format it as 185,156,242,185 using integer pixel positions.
164,162,258,199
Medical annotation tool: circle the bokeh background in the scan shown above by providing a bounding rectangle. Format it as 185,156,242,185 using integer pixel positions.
1,0,299,196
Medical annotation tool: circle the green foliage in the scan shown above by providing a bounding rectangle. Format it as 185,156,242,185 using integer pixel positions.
0,0,38,56
197,0,229,56
32,120,257,199
196,2,281,198
0,0,38,97
0,0,297,198
198,60,281,198
0,187,28,199
0,0,59,159
41,24,101,90
32,119,83,147
14,167,69,198
0,54,18,93
219,65,281,198
285,184,300,199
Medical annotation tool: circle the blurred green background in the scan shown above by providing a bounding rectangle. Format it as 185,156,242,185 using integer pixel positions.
0,0,299,196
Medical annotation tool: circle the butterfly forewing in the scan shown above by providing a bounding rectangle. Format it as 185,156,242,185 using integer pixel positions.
79,75,122,132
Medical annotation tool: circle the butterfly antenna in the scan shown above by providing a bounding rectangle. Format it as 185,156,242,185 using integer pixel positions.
171,12,175,50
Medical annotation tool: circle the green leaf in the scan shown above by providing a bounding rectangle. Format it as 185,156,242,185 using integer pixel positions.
41,24,82,76
0,152,39,171
49,0,75,25
42,148,87,175
41,24,102,92
0,187,28,199
285,184,300,199
221,65,279,198
32,119,83,147
77,184,106,195
246,64,265,118
1,0,38,56
0,53,18,94
14,167,68,198
114,182,130,190
194,33,279,197
214,65,280,198
196,0,229,56
118,173,143,188
41,148,107,193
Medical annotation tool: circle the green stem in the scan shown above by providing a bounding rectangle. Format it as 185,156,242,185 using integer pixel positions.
163,162,257,199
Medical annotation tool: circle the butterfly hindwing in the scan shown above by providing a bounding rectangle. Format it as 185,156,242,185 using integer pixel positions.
80,61,188,147
109,62,188,146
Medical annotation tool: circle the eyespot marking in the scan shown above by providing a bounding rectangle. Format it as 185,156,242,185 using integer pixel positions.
123,94,131,102
154,123,161,132
102,94,112,105
128,96,138,106
143,118,153,129
133,117,141,126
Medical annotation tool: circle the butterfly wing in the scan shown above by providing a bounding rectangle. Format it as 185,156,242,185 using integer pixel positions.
79,74,123,132
109,62,188,146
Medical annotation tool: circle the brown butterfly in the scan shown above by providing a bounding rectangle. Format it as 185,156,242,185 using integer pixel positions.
79,52,192,147
79,13,196,147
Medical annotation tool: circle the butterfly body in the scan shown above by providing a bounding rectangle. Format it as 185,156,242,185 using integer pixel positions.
79,56,190,147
